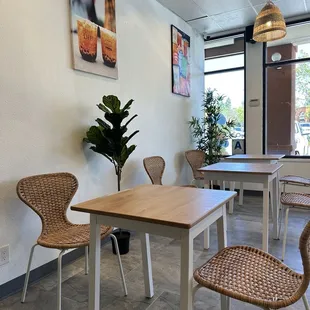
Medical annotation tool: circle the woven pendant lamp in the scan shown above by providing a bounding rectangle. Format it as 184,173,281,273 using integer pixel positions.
253,0,286,42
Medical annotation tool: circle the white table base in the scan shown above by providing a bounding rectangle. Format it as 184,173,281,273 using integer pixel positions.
88,204,228,310
204,172,279,252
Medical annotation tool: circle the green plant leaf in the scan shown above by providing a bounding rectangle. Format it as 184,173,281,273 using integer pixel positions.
102,95,121,113
122,99,134,112
124,114,138,127
122,130,139,146
85,126,103,146
84,95,139,182
97,103,111,114
120,145,136,167
95,118,111,130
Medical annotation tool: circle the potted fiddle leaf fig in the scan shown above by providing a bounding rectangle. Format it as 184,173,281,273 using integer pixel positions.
84,95,139,254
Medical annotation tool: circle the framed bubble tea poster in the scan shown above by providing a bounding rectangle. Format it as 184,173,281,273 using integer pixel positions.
171,25,191,97
70,0,118,79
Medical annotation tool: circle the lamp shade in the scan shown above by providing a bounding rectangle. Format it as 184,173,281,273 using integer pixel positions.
253,0,286,42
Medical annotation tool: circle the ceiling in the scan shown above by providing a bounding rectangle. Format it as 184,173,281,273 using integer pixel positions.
156,0,310,36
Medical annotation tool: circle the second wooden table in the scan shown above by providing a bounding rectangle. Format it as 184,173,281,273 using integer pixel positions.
224,154,284,206
199,162,283,252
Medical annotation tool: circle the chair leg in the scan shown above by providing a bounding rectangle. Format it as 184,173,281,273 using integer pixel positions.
85,246,89,275
282,207,290,261
278,199,284,238
192,284,202,307
220,294,230,310
21,244,38,303
110,234,128,296
239,182,244,205
302,294,310,310
57,250,66,310
270,189,274,222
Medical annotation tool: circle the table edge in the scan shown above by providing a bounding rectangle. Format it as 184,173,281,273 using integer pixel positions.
198,164,283,175
71,191,237,229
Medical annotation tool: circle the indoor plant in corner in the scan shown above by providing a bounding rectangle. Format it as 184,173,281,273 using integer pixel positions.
84,95,139,254
189,88,235,187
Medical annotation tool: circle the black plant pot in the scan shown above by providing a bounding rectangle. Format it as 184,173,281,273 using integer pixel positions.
111,230,131,255
212,184,221,190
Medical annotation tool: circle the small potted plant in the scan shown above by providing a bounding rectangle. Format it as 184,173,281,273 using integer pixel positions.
84,95,139,254
189,89,235,188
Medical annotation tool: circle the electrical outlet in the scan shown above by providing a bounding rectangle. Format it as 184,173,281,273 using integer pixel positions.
0,245,9,266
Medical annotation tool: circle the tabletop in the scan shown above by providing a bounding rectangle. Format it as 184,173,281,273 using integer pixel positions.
71,185,237,229
198,162,283,175
225,154,285,160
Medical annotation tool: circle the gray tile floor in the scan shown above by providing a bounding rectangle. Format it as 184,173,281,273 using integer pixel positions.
0,195,309,309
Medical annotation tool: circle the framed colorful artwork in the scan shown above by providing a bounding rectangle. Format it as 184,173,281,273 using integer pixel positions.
70,0,118,79
171,25,191,97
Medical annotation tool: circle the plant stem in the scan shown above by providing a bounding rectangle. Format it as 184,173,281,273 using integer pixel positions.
117,169,121,192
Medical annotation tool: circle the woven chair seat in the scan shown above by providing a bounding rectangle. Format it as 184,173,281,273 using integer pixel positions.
194,246,304,309
38,224,113,249
281,193,310,208
280,175,310,186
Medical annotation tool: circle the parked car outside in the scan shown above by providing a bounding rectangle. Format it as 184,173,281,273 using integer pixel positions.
295,121,308,155
232,126,245,138
299,122,310,135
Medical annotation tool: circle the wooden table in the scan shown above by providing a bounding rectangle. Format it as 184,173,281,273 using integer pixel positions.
224,154,284,206
72,185,237,310
198,163,283,252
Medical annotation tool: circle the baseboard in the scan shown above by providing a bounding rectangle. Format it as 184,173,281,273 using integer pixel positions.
0,238,110,301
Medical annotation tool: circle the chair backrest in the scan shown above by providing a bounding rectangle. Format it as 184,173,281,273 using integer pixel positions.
300,221,310,292
185,150,205,180
143,156,165,185
16,173,78,235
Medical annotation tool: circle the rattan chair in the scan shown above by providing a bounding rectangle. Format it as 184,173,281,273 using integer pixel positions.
194,221,310,310
143,156,197,187
143,156,165,185
185,150,205,187
280,192,310,261
17,173,127,310
280,175,310,194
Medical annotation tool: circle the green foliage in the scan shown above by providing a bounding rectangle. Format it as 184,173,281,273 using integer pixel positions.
189,89,236,165
84,95,139,191
296,50,310,107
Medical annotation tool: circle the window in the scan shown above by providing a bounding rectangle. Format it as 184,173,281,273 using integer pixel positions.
264,22,310,157
205,36,245,155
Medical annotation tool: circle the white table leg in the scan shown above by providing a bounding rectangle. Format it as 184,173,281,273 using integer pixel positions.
262,181,270,252
203,227,210,250
228,182,235,214
180,232,194,310
239,182,244,206
204,180,210,189
272,174,279,239
203,179,210,249
89,215,101,310
270,186,274,222
220,181,225,190
217,205,227,250
140,233,154,298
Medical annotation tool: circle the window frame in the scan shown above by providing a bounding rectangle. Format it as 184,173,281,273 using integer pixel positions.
263,19,310,158
204,33,247,155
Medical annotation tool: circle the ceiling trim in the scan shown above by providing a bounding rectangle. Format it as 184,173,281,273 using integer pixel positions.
205,14,310,40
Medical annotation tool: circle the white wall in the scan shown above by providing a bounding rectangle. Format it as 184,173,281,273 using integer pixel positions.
0,0,204,285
